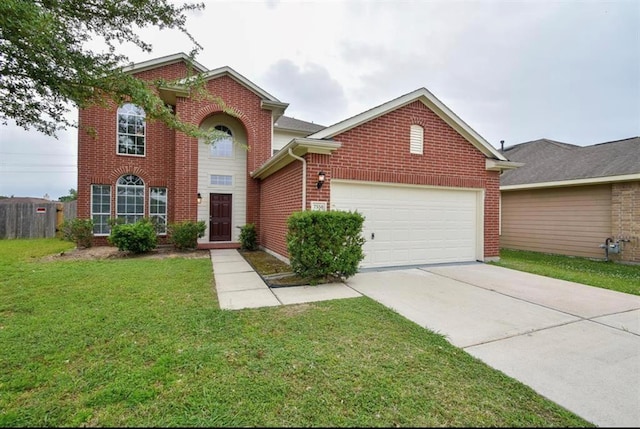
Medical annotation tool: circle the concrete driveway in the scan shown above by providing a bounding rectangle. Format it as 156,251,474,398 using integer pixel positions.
346,263,640,428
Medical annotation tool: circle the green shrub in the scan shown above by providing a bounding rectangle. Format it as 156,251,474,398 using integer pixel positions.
59,218,94,248
239,223,258,251
168,220,206,250
108,218,157,254
286,210,365,282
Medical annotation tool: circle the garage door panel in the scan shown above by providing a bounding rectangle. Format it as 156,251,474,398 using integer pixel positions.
332,181,480,268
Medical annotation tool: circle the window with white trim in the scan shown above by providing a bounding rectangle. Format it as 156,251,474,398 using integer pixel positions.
117,103,146,156
149,187,168,234
210,174,233,186
91,184,111,235
210,125,233,157
116,174,144,224
410,124,424,155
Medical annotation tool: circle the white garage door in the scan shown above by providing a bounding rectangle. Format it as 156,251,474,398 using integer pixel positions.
331,181,482,268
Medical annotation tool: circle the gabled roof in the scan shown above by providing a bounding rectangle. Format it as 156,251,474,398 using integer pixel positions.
308,88,507,161
122,52,208,74
122,53,288,114
274,116,325,134
500,137,640,189
194,66,287,109
252,138,342,180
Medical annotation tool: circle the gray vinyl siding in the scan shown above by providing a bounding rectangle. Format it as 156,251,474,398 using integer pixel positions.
500,184,611,259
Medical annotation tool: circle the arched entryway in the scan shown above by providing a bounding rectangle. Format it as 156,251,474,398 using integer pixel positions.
197,113,248,245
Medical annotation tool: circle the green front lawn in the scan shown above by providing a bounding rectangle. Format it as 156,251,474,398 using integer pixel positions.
491,249,640,296
0,239,591,427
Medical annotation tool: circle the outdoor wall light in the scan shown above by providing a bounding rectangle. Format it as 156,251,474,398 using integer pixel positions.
317,171,326,189
197,193,202,204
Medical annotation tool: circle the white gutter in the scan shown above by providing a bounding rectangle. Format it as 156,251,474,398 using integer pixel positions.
485,159,524,172
501,173,640,191
288,148,306,211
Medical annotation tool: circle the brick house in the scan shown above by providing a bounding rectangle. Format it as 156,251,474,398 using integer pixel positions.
77,53,519,269
500,137,640,263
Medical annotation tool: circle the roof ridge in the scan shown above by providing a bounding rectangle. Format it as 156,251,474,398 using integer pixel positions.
502,138,576,152
278,115,324,127
593,136,640,146
543,139,579,150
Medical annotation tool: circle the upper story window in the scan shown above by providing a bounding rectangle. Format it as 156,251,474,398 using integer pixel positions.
410,124,424,155
210,125,233,158
117,103,146,156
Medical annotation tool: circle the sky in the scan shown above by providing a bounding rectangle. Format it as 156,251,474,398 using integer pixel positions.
1,0,638,200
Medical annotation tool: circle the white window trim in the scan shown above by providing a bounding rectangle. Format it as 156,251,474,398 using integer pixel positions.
91,184,111,236
410,124,424,155
116,103,146,157
116,175,145,224
149,187,168,235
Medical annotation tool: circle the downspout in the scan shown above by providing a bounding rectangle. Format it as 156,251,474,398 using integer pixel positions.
288,148,306,211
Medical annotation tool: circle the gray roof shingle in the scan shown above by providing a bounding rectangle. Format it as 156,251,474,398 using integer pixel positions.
274,116,325,134
500,137,640,186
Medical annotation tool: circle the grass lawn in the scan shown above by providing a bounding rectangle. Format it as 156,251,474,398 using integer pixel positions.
0,239,591,427
491,249,640,296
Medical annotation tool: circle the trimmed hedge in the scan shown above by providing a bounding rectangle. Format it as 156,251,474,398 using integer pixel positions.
59,218,94,248
108,218,157,254
168,220,206,250
239,223,258,251
286,210,365,281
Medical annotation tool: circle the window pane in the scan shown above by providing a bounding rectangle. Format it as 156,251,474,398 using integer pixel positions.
149,187,167,234
116,175,144,223
117,104,146,156
210,175,233,186
91,185,111,235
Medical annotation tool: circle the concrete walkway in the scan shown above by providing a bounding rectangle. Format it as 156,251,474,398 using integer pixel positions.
210,249,361,310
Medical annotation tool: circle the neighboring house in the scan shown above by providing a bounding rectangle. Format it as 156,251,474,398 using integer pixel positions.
77,52,519,269
500,137,640,263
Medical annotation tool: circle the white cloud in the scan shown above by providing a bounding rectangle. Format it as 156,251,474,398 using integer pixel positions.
262,59,348,125
1,0,638,197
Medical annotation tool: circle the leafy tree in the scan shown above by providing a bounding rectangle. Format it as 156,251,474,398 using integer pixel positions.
58,188,77,202
0,0,234,140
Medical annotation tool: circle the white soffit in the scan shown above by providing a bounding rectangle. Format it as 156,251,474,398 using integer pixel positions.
251,138,342,180
122,52,208,74
486,159,524,172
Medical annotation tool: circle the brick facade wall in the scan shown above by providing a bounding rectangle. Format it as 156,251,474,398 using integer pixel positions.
259,101,501,260
78,61,272,246
611,181,640,263
78,60,500,258
259,161,303,257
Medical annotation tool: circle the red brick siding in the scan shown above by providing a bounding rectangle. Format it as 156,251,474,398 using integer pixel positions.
260,100,500,260
484,172,501,258
305,153,332,205
134,61,194,82
259,161,303,257
78,61,272,245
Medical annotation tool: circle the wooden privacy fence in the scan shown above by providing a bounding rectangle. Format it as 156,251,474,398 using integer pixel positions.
0,200,77,239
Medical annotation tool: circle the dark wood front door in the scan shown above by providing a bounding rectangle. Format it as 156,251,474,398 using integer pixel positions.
209,193,232,241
